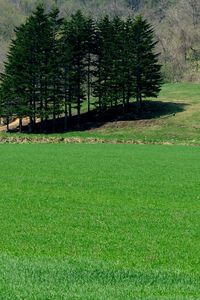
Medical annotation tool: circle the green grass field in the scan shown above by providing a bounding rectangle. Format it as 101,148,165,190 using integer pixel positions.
1,144,200,299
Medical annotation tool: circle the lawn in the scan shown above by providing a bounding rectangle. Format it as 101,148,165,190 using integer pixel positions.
0,144,200,299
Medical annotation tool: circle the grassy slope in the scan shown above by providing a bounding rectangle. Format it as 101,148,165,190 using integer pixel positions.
0,144,200,298
69,83,200,145
1,83,200,145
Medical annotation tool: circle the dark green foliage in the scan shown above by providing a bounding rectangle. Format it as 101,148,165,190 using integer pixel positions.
0,23,31,131
92,16,115,111
46,8,63,132
110,17,126,108
0,5,64,132
132,16,162,109
66,11,88,127
0,5,162,132
61,11,94,127
84,16,96,113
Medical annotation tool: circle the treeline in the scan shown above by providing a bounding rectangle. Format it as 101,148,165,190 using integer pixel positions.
0,5,162,132
1,1,200,82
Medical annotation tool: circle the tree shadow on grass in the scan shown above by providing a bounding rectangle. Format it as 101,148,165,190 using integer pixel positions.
132,100,188,120
68,100,188,132
14,100,188,133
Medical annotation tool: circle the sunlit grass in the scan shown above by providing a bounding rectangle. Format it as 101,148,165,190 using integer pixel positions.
1,83,200,145
1,144,200,298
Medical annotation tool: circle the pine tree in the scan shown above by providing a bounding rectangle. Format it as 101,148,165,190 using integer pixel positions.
0,9,163,132
65,11,88,128
29,5,56,131
0,73,16,131
110,16,125,110
132,16,162,110
84,16,95,113
61,12,95,129
60,19,73,131
122,17,136,108
47,8,63,132
0,23,32,132
92,16,114,112
0,5,63,133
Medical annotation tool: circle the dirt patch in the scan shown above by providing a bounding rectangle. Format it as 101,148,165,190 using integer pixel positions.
0,135,198,146
0,117,31,132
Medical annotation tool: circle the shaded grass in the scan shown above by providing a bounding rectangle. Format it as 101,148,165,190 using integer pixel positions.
83,83,200,145
0,144,200,298
1,82,200,145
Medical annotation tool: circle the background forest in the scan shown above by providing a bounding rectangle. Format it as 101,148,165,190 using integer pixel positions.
1,0,200,82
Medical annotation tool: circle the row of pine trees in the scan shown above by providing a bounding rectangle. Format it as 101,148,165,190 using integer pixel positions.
0,5,162,133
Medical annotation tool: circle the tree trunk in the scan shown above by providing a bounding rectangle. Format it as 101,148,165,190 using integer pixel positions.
44,98,48,132
87,53,91,113
19,118,22,133
64,69,68,131
52,80,56,133
127,90,130,109
77,96,81,128
122,84,126,112
6,117,9,132
77,58,81,128
29,116,33,133
69,103,72,119
139,94,142,108
53,99,56,133
136,93,142,112
64,100,68,132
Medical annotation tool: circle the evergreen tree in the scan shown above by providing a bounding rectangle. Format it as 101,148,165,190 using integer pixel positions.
132,16,162,109
47,8,63,132
0,5,63,132
0,73,16,131
29,5,57,131
0,23,32,132
92,16,114,112
0,8,163,133
61,12,95,129
23,4,51,131
110,16,125,109
64,11,88,128
60,19,73,131
84,16,96,113
122,17,136,108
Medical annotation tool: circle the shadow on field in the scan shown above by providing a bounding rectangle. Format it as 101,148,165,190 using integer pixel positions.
135,100,188,120
8,100,188,133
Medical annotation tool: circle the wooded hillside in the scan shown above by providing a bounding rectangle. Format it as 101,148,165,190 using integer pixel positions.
1,0,200,81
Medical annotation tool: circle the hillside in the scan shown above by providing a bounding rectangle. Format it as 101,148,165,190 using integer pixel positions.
1,0,200,81
0,83,200,147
